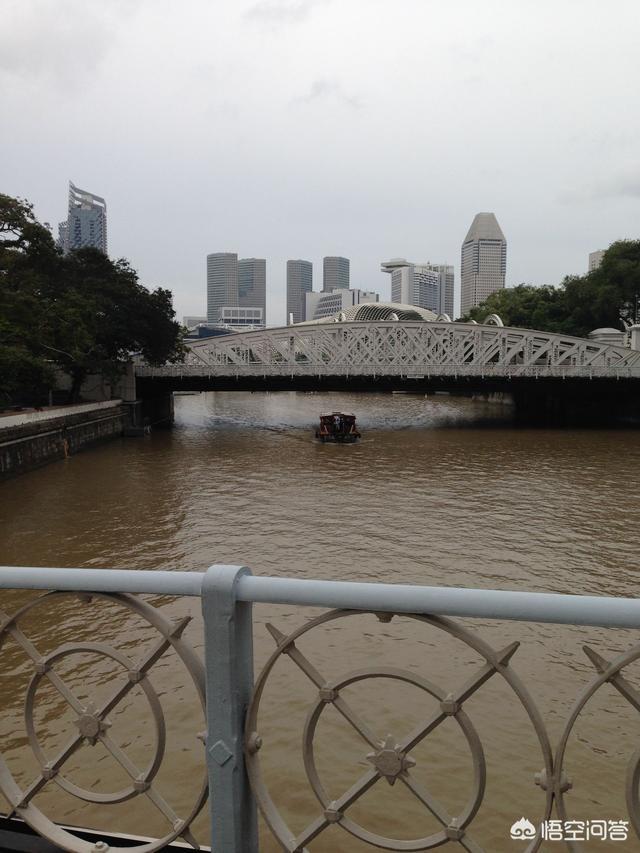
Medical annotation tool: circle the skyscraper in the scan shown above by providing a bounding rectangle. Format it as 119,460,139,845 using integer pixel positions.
238,258,266,319
381,259,454,315
286,260,313,324
460,213,507,316
435,265,455,317
58,181,107,254
207,252,238,323
589,250,605,272
323,256,350,292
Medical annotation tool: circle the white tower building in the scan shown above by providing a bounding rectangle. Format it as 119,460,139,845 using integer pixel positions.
381,259,454,315
460,213,507,316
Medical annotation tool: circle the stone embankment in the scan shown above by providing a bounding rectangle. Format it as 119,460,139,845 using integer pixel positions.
0,401,128,480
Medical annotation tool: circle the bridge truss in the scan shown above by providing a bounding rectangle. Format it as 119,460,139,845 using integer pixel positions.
136,322,640,380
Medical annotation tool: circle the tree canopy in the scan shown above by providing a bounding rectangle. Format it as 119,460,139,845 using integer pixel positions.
0,193,184,405
465,240,640,338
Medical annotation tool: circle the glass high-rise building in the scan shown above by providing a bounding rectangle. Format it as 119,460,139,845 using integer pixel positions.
207,253,238,323
286,260,313,324
238,258,266,320
460,213,507,316
58,181,107,254
322,256,349,292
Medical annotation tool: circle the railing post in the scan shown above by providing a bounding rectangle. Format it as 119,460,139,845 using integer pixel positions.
202,564,258,852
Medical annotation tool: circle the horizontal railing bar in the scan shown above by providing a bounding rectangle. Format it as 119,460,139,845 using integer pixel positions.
230,576,640,628
235,576,640,629
1,567,640,628
0,567,205,596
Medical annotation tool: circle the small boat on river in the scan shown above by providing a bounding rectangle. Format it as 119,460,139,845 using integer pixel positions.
315,412,361,443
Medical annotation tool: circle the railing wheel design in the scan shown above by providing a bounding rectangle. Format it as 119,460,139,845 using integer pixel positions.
554,643,640,851
245,610,554,852
0,591,207,852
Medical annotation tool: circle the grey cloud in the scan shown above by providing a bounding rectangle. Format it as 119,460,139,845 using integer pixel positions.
245,0,326,25
560,170,640,203
0,2,120,86
294,79,363,109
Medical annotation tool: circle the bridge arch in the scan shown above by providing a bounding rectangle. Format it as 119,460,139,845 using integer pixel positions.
137,321,640,381
483,314,504,327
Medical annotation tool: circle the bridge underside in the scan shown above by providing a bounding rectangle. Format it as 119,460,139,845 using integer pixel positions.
136,374,640,425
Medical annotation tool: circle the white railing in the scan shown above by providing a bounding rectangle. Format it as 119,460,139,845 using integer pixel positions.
1,565,639,852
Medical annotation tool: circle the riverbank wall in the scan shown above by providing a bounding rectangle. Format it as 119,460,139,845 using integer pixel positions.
0,401,128,481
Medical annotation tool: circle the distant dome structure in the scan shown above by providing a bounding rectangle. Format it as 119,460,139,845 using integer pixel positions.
588,327,626,345
298,302,438,324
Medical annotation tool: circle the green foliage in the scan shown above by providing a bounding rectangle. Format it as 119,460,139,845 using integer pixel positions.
465,240,640,338
466,284,569,333
0,193,184,405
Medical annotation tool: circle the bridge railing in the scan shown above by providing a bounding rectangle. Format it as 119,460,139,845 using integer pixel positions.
135,363,640,379
0,565,639,852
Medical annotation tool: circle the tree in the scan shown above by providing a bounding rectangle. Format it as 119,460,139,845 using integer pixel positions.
465,240,640,338
0,195,58,403
0,193,184,405
465,284,569,332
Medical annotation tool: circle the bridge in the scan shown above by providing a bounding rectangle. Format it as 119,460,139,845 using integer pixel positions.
134,320,640,423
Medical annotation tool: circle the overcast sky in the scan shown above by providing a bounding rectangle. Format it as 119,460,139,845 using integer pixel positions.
2,0,639,323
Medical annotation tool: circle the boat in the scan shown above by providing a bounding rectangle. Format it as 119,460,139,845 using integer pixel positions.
315,412,361,443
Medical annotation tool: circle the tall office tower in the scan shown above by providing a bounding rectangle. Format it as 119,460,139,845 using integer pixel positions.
58,181,107,254
381,259,453,314
322,256,350,292
589,250,605,271
238,258,266,319
207,253,238,323
460,213,507,316
434,264,455,317
286,260,313,324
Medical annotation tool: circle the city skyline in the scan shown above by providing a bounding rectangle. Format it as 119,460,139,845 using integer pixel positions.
38,176,629,326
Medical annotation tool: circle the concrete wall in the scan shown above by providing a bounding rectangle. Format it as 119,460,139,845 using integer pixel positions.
0,401,127,480
54,363,137,403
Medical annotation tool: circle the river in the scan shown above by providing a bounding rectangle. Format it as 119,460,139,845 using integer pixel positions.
1,391,639,852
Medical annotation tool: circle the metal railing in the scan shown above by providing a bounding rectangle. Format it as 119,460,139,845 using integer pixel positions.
1,565,639,852
135,363,640,380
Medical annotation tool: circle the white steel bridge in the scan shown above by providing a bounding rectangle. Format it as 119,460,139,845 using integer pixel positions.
135,320,640,383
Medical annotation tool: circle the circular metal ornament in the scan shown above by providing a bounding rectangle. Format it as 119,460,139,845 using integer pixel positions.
0,591,208,853
25,642,166,805
246,609,553,852
555,642,640,850
303,666,486,851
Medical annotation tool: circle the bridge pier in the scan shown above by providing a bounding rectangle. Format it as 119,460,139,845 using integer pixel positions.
140,392,174,429
114,365,174,433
